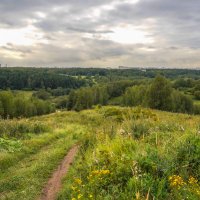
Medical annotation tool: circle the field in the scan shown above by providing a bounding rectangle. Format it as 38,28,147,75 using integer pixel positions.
0,106,200,200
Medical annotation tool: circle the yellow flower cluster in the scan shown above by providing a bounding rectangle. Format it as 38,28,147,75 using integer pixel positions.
87,169,110,180
188,176,198,185
71,178,83,200
169,175,200,196
74,178,82,185
169,175,186,189
71,194,82,200
188,176,200,197
91,169,110,176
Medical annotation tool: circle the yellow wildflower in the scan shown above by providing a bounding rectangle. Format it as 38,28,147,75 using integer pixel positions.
74,178,82,185
188,176,198,185
169,175,186,189
71,186,77,191
91,169,110,176
77,194,83,199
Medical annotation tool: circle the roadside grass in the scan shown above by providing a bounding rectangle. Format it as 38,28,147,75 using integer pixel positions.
0,111,89,200
0,124,87,200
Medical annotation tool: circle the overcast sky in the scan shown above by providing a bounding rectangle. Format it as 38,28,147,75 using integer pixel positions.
0,0,200,68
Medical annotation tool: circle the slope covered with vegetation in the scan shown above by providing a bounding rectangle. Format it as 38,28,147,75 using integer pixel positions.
58,106,200,200
0,106,199,200
0,67,200,200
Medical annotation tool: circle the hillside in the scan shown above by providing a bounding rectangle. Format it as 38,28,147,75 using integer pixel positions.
0,106,200,200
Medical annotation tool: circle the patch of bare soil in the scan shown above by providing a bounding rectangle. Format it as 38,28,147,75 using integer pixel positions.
39,145,79,200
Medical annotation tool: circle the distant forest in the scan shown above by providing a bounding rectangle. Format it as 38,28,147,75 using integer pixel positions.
0,67,200,90
0,67,200,119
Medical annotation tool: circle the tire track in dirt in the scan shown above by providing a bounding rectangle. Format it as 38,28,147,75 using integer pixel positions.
39,145,79,200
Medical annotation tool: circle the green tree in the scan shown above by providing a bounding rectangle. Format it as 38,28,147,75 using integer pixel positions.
194,91,200,100
123,85,148,107
148,76,173,111
67,90,77,110
0,100,4,118
33,89,51,100
171,91,193,113
0,91,14,119
14,97,26,117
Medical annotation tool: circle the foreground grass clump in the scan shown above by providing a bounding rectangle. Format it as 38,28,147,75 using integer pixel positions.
0,119,50,138
57,106,200,200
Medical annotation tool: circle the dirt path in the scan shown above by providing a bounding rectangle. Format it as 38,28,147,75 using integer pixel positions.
39,145,79,200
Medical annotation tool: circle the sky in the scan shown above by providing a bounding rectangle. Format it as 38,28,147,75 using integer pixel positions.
0,0,200,68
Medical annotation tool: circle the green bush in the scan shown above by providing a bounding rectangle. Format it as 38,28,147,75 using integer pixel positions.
0,138,22,152
175,135,200,179
0,120,50,138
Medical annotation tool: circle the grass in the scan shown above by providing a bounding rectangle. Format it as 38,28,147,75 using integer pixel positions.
0,111,89,200
57,106,200,200
0,106,200,200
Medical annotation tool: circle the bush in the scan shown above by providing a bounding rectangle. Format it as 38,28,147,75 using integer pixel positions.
122,119,151,139
193,104,200,114
175,135,200,179
0,138,22,152
0,120,50,138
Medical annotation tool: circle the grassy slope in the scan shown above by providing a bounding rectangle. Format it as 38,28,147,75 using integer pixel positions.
0,107,200,200
0,111,90,200
57,107,200,200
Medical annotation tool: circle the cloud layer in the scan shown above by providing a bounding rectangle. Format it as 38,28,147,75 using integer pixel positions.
0,0,200,68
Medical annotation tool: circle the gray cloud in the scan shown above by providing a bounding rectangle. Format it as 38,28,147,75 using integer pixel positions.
0,0,200,68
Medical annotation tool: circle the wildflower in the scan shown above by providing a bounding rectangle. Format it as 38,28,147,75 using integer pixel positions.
89,194,93,198
169,175,186,189
91,169,110,176
71,186,77,191
188,176,198,185
77,194,83,199
74,178,82,185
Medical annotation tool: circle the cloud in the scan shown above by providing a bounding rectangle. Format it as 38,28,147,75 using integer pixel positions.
0,0,200,68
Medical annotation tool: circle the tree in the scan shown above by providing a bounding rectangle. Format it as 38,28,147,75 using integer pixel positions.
171,91,193,113
148,75,173,111
14,97,26,117
0,91,14,119
123,85,148,107
194,91,200,100
33,89,51,100
67,90,77,110
0,100,4,118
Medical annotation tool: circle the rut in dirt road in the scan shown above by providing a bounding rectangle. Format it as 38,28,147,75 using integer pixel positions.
39,145,79,200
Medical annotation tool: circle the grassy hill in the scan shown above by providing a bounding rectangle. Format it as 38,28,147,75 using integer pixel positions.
0,106,200,200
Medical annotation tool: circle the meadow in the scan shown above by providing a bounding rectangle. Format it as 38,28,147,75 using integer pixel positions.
0,68,200,199
0,106,199,200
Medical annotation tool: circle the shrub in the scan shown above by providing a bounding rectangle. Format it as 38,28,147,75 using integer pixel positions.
0,138,22,152
175,135,200,179
0,120,50,138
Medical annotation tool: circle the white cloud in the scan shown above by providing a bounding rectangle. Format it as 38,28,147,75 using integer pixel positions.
0,0,199,68
0,26,47,46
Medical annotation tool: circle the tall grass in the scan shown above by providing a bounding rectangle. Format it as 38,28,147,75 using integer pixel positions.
57,106,200,200
0,119,50,138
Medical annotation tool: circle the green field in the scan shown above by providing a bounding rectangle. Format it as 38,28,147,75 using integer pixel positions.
0,106,200,200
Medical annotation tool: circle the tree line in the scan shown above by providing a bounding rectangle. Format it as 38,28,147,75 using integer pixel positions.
123,76,197,114
1,67,200,90
0,68,89,90
67,80,139,111
0,91,55,119
67,76,200,114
